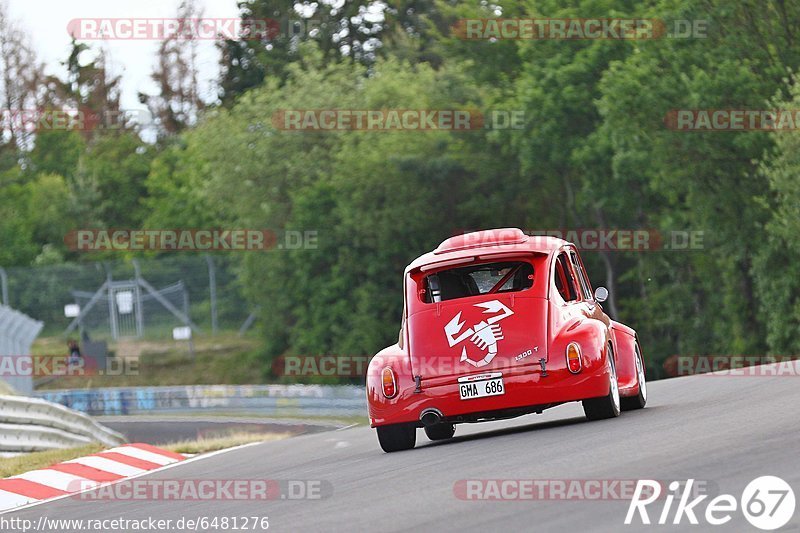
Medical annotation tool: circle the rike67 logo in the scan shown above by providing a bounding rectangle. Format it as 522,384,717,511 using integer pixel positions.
626,476,795,530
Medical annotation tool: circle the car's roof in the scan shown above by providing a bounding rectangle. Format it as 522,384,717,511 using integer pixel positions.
405,228,570,273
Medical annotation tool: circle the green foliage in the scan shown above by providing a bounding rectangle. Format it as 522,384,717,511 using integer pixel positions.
81,132,154,228
591,0,800,361
754,77,800,353
0,180,38,266
26,173,74,248
218,0,386,103
27,130,85,180
4,0,800,382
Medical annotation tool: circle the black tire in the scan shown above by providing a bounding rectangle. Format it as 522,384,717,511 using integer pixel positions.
583,344,621,421
376,423,416,452
424,423,456,441
621,342,647,411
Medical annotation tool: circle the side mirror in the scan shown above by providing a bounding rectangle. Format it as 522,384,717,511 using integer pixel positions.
594,286,609,303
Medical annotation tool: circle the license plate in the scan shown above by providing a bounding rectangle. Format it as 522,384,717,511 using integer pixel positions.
458,373,504,400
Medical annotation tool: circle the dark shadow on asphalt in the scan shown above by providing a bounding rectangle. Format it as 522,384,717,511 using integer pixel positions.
418,407,662,449
418,415,588,448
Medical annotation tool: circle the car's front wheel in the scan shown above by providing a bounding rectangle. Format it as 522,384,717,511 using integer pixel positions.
376,423,416,452
621,342,647,411
424,423,456,441
583,343,621,420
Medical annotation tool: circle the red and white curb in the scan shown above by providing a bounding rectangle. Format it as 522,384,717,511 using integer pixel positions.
0,443,186,512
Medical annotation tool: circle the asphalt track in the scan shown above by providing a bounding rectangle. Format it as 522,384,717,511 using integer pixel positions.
6,368,800,532
98,416,336,444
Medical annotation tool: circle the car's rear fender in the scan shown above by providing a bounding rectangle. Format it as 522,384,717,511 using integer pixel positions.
610,321,640,395
549,313,610,380
367,344,416,426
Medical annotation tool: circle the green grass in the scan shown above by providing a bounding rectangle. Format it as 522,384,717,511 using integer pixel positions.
0,444,105,478
111,412,369,426
34,332,264,389
165,432,292,454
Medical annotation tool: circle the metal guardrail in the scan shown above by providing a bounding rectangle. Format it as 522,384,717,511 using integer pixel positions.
0,395,125,453
35,385,367,418
0,304,44,395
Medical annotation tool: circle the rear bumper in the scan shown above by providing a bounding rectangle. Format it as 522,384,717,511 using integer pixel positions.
368,362,610,427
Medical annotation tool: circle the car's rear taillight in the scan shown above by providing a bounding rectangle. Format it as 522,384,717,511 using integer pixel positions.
381,367,397,398
566,342,582,373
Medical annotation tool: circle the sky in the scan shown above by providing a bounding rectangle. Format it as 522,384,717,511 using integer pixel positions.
6,0,240,111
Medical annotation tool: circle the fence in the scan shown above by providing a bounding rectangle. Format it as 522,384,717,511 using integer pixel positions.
1,254,254,341
0,394,125,455
0,305,44,395
35,384,366,418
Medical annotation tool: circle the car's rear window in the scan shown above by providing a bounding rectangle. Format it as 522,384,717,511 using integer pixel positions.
421,261,534,303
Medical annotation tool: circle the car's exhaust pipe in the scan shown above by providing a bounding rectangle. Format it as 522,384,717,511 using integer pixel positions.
420,408,443,427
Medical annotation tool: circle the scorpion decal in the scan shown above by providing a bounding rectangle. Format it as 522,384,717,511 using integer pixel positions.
444,300,514,368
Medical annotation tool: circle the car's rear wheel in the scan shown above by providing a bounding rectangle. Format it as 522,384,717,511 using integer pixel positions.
583,344,621,420
424,423,456,441
621,342,647,411
376,423,416,452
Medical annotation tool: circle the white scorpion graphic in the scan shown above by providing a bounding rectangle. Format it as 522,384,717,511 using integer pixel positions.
444,300,514,368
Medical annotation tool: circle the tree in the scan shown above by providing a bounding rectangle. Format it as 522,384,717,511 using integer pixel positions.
0,1,46,160
218,0,388,104
140,0,206,137
79,131,154,228
754,76,800,354
593,0,800,363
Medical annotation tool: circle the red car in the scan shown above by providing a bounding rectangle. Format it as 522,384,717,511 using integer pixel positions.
366,228,647,452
